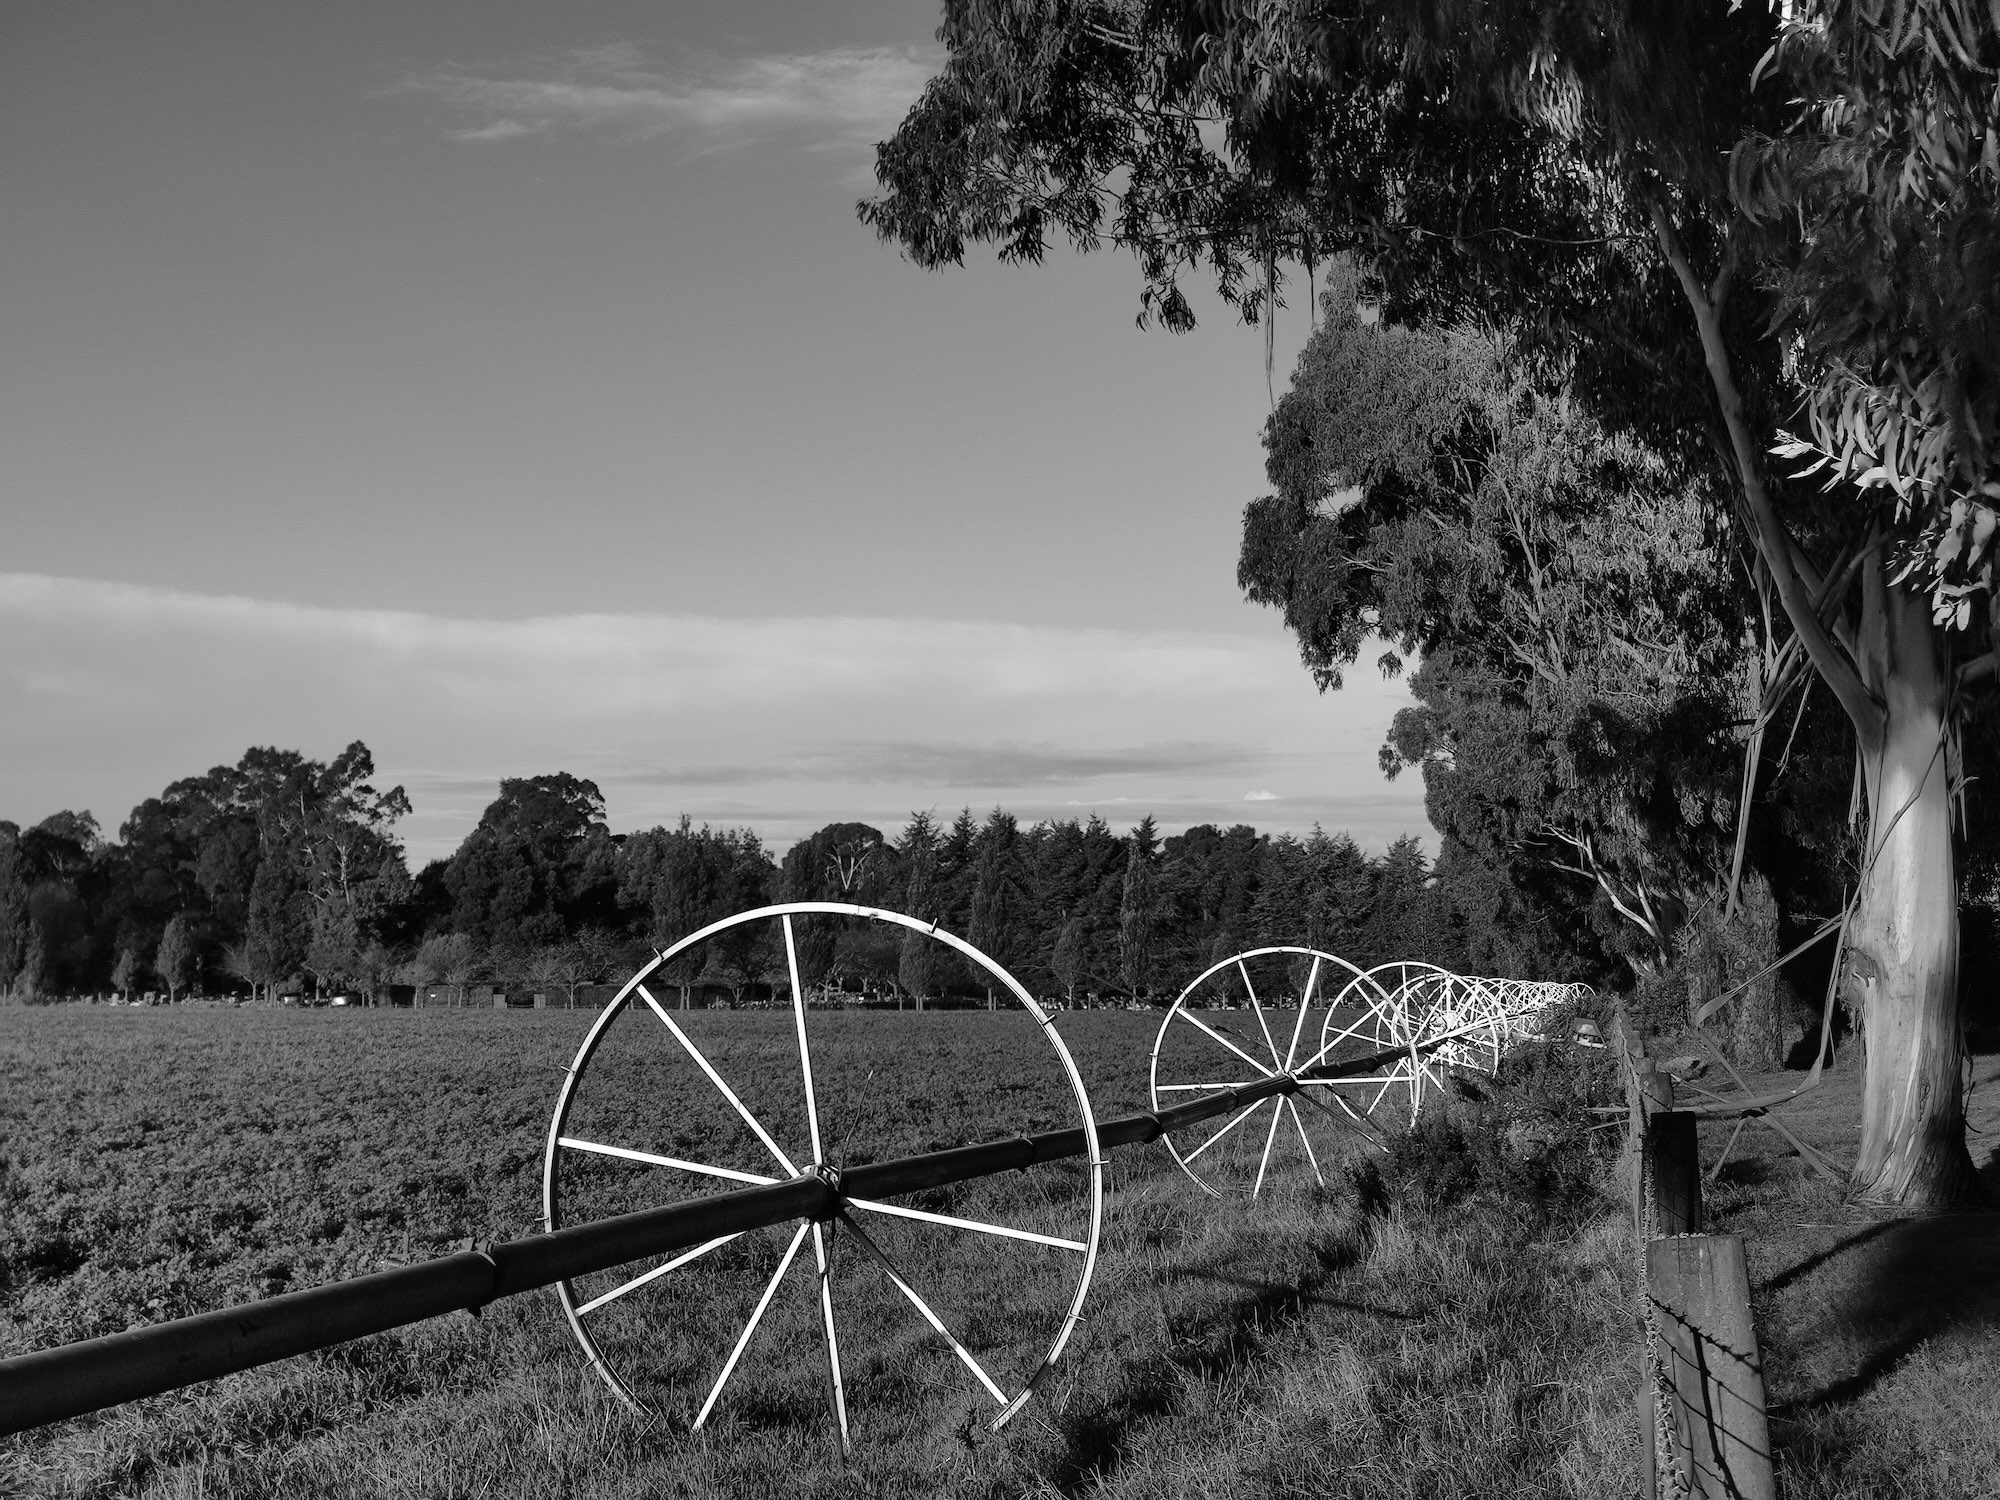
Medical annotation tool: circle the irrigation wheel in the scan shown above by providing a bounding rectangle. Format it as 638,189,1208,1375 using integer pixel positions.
543,903,1103,1451
1148,946,1385,1197
1315,960,1466,1126
1412,971,1511,1078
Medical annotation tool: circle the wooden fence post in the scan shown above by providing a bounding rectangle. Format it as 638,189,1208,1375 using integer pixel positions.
1637,1384,1660,1500
1647,1111,1704,1238
1646,1235,1776,1500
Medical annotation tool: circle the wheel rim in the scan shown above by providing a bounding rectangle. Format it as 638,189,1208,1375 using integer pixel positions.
542,902,1103,1445
1148,945,1381,1198
1319,961,1465,1125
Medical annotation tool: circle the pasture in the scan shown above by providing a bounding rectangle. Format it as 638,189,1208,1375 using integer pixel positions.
0,1003,1639,1498
4,1004,1994,1498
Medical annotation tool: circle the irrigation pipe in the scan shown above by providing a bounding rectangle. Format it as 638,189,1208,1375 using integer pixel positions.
0,1035,1442,1438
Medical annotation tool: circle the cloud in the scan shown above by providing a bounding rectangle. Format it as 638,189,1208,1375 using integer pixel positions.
0,575,1428,863
616,741,1254,789
448,119,539,144
402,42,941,153
1243,790,1279,801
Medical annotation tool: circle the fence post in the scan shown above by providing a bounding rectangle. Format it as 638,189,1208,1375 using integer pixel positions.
1646,1235,1776,1500
1638,1385,1660,1500
1647,1111,1704,1237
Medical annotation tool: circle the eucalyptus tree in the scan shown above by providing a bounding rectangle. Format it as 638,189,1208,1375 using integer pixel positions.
446,772,612,950
1242,285,1753,976
1725,0,2000,1198
780,821,890,996
863,0,1984,1202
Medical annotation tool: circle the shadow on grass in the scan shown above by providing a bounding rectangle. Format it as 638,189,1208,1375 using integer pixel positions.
1759,1221,1898,1297
1042,1234,1369,1496
1173,1266,1420,1324
1770,1206,2000,1419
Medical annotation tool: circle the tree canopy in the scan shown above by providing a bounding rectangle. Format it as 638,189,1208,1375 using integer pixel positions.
5,751,1512,1011
864,0,1994,1203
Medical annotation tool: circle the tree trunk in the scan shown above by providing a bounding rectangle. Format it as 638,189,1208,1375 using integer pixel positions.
1652,216,1976,1209
1847,578,1979,1206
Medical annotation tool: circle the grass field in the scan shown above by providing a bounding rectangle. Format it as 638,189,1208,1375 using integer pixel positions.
1686,1050,2000,1500
1,1004,1994,1498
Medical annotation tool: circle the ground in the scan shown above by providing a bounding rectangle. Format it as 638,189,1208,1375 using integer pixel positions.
1690,1051,2000,1499
0,1004,1994,1498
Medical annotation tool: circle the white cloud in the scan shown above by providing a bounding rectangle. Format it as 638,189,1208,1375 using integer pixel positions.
1243,790,1278,801
0,575,1428,863
403,42,941,153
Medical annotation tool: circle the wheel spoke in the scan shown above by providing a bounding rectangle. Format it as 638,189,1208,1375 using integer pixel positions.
845,1195,1087,1252
636,984,800,1178
1366,1071,1402,1116
1298,1006,1388,1073
782,915,826,1166
576,1233,743,1315
837,1212,1008,1406
694,1220,811,1430
1184,1095,1268,1163
1293,1083,1388,1149
1282,957,1322,1070
1251,1091,1286,1197
1237,962,1282,1068
1284,1097,1324,1187
1174,1010,1276,1079
558,1136,778,1186
810,1221,850,1454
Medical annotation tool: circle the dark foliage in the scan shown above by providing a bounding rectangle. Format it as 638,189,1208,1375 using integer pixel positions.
1374,1040,1622,1231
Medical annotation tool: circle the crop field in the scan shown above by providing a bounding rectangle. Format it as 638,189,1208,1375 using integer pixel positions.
0,1001,1644,1498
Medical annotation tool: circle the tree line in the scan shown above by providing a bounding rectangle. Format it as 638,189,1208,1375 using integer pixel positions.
0,750,1551,1010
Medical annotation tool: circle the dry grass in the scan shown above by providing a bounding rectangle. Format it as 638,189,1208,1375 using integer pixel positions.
5,1008,1996,1497
1688,1050,2000,1500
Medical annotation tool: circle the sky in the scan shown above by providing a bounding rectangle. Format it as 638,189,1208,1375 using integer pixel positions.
1,1,1429,865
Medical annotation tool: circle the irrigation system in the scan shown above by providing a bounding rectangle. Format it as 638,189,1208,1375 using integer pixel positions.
0,903,1585,1449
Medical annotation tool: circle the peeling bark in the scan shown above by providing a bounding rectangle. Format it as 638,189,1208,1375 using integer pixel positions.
1846,577,1980,1205
1653,205,1979,1207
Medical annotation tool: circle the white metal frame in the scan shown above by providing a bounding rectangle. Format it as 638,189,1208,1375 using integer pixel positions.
542,902,1104,1446
1147,945,1384,1198
1317,962,1589,1124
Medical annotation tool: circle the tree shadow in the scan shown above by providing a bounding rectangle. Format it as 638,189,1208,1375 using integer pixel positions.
1767,1193,2000,1420
1041,1237,1369,1496
1174,1265,1421,1322
1757,1220,1897,1297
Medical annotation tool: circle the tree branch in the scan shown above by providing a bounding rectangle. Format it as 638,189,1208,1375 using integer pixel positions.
1650,202,1883,743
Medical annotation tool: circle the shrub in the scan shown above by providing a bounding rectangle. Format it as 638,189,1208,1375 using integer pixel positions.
1372,1040,1621,1232
1626,876,1791,1066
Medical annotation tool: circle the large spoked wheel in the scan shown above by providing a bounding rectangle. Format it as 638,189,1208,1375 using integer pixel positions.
1417,972,1508,1077
544,903,1103,1450
1148,946,1381,1198
1316,961,1459,1126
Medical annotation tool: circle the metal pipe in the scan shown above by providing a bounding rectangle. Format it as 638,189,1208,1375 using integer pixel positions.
0,1037,1414,1437
0,1175,833,1437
